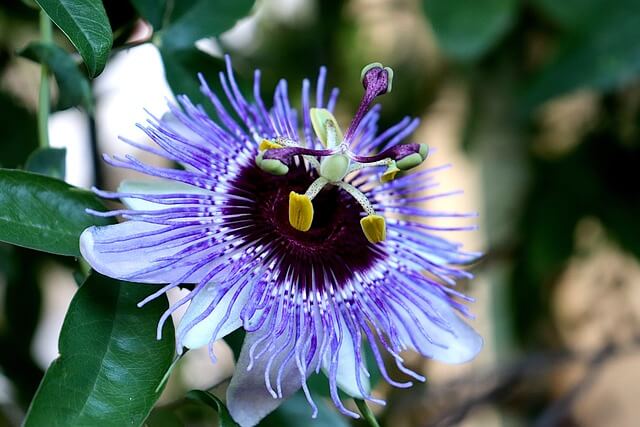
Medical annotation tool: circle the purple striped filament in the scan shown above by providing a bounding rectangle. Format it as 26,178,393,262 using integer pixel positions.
79,55,483,427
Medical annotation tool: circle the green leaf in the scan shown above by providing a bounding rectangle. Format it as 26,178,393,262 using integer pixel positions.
186,390,239,427
34,0,113,77
130,0,167,30
0,169,112,256
24,272,175,427
145,407,184,427
531,0,605,30
522,0,640,108
0,245,44,406
160,0,254,51
423,0,517,61
19,42,93,112
25,147,66,179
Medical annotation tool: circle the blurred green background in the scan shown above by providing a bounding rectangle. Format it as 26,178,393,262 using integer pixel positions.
1,0,640,426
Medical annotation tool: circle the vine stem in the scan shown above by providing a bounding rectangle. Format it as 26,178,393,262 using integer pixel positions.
354,399,381,427
37,10,52,148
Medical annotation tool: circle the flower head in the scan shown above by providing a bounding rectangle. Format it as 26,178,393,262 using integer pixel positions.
80,56,482,426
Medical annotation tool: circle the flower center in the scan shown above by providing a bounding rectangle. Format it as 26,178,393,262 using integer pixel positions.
224,161,384,285
254,63,429,244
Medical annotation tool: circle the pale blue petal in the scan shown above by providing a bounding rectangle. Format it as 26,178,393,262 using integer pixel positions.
80,221,208,284
393,290,482,364
118,179,213,211
227,330,307,427
177,281,251,349
321,319,370,398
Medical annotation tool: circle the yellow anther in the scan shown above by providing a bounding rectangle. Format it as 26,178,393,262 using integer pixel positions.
259,139,283,151
360,214,386,243
289,192,314,232
381,162,400,183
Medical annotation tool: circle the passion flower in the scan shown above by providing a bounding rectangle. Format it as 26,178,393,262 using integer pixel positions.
80,56,482,427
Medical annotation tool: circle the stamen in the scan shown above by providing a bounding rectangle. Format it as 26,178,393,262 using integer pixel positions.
259,139,283,151
360,215,386,243
305,177,329,199
336,182,375,216
288,177,328,232
289,191,314,231
381,161,400,183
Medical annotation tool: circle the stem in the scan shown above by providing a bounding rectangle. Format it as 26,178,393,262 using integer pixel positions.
37,10,52,148
354,399,380,427
88,113,103,187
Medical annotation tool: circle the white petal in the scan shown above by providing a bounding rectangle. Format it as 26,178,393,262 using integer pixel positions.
393,289,482,364
227,326,316,427
321,319,370,398
177,281,251,349
118,179,212,211
80,221,208,283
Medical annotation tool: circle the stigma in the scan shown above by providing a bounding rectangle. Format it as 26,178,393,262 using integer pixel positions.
255,63,429,244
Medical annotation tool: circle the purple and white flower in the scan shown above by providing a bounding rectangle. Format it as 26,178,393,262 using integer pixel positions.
79,56,482,426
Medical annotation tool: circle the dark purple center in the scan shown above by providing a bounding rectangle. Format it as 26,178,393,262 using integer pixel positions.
223,160,384,288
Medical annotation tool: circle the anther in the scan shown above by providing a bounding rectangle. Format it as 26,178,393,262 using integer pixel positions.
360,215,386,243
381,161,400,183
259,139,283,151
289,192,314,231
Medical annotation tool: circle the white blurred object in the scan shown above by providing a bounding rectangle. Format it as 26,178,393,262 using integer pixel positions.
30,263,77,369
49,110,91,188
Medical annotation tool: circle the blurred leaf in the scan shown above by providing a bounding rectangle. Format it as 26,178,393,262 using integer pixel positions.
0,91,38,169
186,390,239,427
509,123,640,344
130,0,166,30
0,169,112,256
19,42,93,112
156,1,254,114
25,147,66,179
159,47,226,111
35,0,113,77
160,0,254,51
24,272,175,427
423,0,517,61
72,269,86,286
145,407,184,427
0,245,44,405
531,0,605,30
103,0,137,46
260,391,349,427
522,0,640,109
